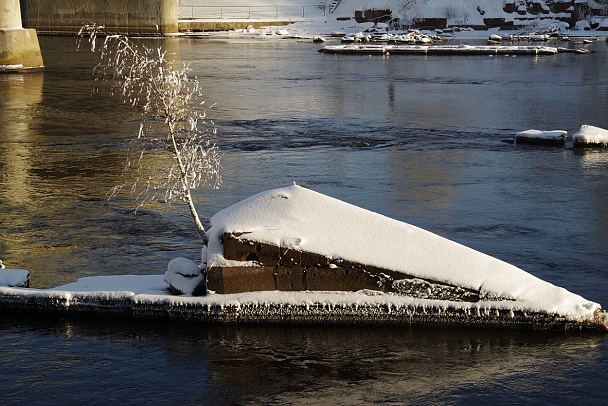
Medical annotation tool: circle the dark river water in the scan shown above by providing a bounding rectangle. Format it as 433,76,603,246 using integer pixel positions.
1,35,608,404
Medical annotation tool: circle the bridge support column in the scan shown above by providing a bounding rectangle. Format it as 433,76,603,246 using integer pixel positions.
0,0,44,72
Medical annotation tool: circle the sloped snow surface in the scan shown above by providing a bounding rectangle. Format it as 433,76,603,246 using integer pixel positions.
207,185,600,319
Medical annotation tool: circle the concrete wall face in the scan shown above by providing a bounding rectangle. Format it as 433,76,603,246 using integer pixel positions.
1,0,24,28
0,28,44,69
21,0,178,34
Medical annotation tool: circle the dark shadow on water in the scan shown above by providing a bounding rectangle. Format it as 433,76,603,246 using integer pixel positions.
1,313,606,405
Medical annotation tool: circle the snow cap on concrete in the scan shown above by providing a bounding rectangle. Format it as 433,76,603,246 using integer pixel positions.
207,184,601,319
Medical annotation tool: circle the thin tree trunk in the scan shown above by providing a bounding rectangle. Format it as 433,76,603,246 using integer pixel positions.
185,192,208,245
169,130,208,245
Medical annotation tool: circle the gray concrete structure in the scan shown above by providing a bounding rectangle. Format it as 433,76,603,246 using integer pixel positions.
0,0,44,71
21,0,178,35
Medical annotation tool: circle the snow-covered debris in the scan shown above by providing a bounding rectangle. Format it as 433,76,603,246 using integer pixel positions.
575,20,592,30
573,124,608,147
515,129,567,146
164,257,206,296
0,268,30,288
319,44,559,55
207,184,601,320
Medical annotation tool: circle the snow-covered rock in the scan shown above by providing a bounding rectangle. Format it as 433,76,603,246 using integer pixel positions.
572,124,608,147
163,257,206,296
515,129,567,145
575,20,592,30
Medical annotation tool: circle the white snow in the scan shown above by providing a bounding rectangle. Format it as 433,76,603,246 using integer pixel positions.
572,124,608,144
164,257,204,295
178,0,608,37
516,129,568,140
206,185,600,319
167,257,200,277
0,64,25,71
0,269,30,287
3,2,607,323
58,275,167,294
575,20,592,31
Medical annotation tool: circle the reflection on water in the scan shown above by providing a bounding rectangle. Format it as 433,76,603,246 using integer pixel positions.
1,314,606,405
1,36,608,404
0,38,206,286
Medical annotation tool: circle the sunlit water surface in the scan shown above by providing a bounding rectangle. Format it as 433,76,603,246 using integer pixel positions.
1,36,608,404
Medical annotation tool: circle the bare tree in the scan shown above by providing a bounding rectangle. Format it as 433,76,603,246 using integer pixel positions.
393,0,426,29
78,24,221,245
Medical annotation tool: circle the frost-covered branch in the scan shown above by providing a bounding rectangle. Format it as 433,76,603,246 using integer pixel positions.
78,23,221,245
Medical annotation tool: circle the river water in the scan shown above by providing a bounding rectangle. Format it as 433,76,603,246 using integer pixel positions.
1,35,608,404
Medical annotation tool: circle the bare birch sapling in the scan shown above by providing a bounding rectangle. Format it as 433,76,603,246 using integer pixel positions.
78,24,221,245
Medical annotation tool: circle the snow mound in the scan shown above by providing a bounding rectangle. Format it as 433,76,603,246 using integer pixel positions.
573,124,608,146
0,269,30,288
164,257,205,296
207,185,600,319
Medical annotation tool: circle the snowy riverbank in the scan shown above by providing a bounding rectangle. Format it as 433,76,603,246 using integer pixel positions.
177,0,608,38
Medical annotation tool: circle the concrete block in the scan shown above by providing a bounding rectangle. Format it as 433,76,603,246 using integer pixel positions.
208,266,276,294
306,267,380,291
221,233,280,265
0,28,43,70
275,266,306,291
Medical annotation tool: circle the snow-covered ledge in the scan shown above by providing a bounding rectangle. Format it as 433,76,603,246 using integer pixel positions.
515,129,567,146
1,280,606,330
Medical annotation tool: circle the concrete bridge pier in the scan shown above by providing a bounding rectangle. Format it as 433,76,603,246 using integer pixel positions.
0,0,43,72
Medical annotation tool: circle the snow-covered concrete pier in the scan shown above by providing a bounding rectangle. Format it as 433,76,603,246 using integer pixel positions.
3,185,607,331
1,280,607,331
